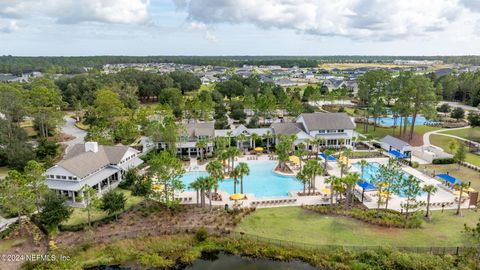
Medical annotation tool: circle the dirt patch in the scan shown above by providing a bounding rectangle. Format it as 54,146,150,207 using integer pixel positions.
0,221,48,270
54,132,75,142
56,202,250,247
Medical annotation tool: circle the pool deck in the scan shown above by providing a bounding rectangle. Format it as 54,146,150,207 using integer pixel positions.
176,154,334,209
175,154,472,211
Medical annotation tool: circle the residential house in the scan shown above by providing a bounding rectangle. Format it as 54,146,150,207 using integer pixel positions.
322,78,346,91
44,142,143,206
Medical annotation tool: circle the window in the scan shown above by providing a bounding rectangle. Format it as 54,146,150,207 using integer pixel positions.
61,176,67,180
56,175,61,179
68,176,73,180
337,129,344,133
319,130,326,134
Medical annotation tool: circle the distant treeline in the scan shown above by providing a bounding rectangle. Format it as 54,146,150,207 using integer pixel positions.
2,55,480,75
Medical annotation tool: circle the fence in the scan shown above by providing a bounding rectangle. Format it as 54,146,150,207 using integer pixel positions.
230,231,475,255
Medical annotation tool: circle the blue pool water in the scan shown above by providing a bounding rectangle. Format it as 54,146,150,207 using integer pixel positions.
368,116,435,127
352,162,424,198
180,160,303,198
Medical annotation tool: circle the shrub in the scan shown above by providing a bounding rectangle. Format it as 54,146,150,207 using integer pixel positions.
432,157,456,164
411,161,419,168
195,227,209,242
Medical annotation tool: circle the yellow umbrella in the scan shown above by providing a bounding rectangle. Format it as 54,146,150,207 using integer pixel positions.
289,155,300,165
254,147,264,151
152,184,164,191
321,187,331,195
379,191,390,198
230,193,245,200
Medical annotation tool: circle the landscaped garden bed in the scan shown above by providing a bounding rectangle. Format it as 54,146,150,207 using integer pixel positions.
302,205,423,228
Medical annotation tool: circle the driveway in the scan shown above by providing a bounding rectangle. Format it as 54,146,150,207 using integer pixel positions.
60,116,87,154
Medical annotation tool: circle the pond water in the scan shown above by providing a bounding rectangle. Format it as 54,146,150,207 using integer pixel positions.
86,253,325,270
183,252,323,270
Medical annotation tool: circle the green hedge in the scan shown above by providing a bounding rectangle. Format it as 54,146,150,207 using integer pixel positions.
432,158,456,164
303,205,423,229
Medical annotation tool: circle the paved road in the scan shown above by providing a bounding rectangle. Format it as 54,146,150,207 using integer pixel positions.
60,116,87,154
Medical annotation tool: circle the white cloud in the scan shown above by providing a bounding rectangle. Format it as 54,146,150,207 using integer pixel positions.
174,0,480,41
0,0,150,26
0,20,19,33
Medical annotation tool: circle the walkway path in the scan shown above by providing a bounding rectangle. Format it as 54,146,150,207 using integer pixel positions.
422,126,471,147
60,116,87,154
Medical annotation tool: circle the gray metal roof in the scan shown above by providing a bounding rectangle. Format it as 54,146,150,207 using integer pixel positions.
299,113,355,131
380,135,411,149
58,144,134,178
271,122,306,136
184,122,215,138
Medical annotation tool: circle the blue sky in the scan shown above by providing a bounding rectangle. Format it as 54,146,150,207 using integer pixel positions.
1,0,480,56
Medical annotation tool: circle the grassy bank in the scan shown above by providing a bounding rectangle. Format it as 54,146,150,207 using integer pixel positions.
62,188,144,226
25,234,476,270
236,207,478,247
430,135,480,166
440,127,480,143
355,124,440,140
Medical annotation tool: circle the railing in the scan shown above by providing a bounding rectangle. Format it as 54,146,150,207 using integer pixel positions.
230,231,476,255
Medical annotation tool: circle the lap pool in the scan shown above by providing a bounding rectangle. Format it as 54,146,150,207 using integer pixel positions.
180,160,303,198
352,162,424,198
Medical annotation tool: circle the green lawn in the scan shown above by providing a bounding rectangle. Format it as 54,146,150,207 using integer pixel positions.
440,127,480,143
236,207,479,247
355,124,441,140
62,188,144,226
430,134,480,166
422,164,480,191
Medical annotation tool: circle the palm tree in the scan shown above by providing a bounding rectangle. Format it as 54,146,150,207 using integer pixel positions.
338,138,346,147
263,130,273,153
325,176,340,205
228,147,240,173
230,167,241,194
219,150,230,175
236,162,250,194
196,138,209,161
204,176,216,211
294,144,307,170
296,170,309,195
341,173,359,207
455,182,469,216
323,149,335,175
206,160,224,194
422,184,437,219
196,176,209,208
311,137,324,160
226,131,233,146
251,133,260,149
303,160,323,193
189,180,201,207
342,147,352,159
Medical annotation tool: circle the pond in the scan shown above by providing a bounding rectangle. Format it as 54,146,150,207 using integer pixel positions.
87,253,324,270
183,252,323,270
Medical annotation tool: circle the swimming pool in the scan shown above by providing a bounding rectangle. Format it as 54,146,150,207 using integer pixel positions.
352,162,424,198
180,160,303,198
368,116,435,127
